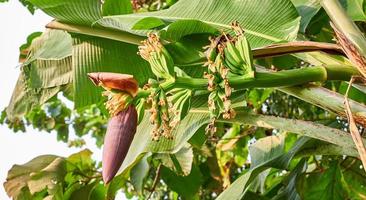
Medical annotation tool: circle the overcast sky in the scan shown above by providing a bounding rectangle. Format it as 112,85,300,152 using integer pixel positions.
0,1,104,199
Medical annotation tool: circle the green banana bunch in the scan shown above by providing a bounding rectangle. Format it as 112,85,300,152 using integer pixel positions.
168,88,192,127
206,84,234,133
139,33,174,79
235,31,255,77
147,87,174,140
159,89,173,139
147,89,162,140
204,53,227,92
204,36,220,64
204,36,237,133
206,90,225,134
169,69,192,127
222,23,255,78
208,90,226,118
144,69,193,141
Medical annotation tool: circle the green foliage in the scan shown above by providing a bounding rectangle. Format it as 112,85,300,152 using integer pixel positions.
71,35,151,108
4,150,104,200
27,0,102,25
342,159,366,199
291,0,322,33
130,154,150,193
19,0,36,14
99,0,300,47
161,164,203,199
19,32,42,62
2,98,107,144
217,135,306,200
298,161,349,200
102,0,133,16
4,155,65,200
340,0,366,21
4,0,366,199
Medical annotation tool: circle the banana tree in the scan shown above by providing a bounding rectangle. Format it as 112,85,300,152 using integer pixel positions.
3,0,366,199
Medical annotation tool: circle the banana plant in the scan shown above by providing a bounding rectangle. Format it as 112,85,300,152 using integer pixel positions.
3,0,366,199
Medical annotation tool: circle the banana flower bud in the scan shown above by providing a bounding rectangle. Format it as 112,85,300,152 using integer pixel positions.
87,72,139,184
102,105,137,184
88,72,138,97
88,72,138,116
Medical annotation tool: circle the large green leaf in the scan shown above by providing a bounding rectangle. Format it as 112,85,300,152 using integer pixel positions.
99,0,301,47
216,112,365,200
66,149,94,171
6,71,66,120
295,139,359,157
228,111,363,152
24,30,73,89
28,0,101,25
118,110,209,175
4,150,103,200
142,19,220,41
26,58,72,89
69,181,100,200
29,0,134,25
291,0,321,32
130,153,150,194
297,162,348,200
157,143,194,176
342,160,366,199
250,135,286,167
6,30,73,120
62,149,100,200
280,85,366,124
29,0,143,45
160,164,203,199
273,159,307,200
4,155,66,200
117,107,363,180
23,30,72,66
72,35,152,108
216,135,308,200
102,0,133,16
340,0,366,21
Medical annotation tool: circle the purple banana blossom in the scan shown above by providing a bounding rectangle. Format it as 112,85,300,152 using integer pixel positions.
87,72,139,184
102,105,138,184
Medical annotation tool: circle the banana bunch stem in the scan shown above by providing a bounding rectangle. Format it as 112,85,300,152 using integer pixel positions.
137,64,359,98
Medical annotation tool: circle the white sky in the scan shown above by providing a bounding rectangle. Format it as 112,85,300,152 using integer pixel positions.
0,1,106,199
